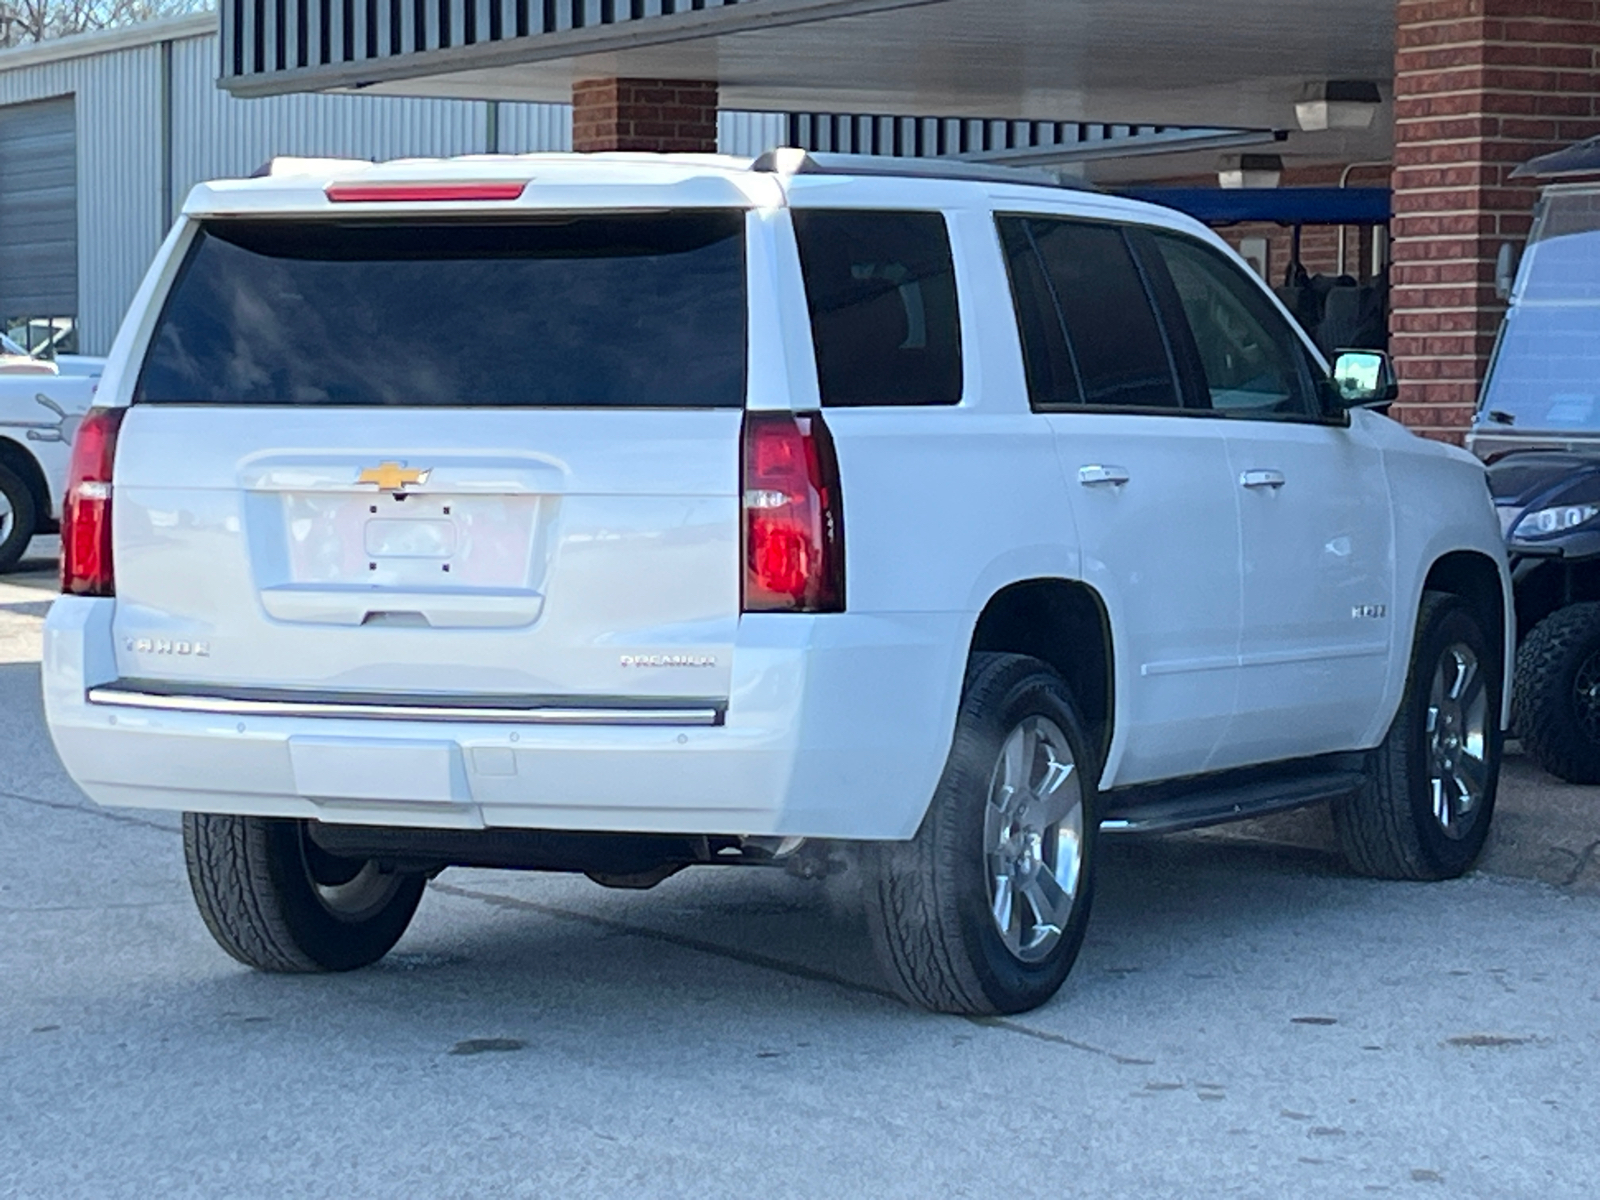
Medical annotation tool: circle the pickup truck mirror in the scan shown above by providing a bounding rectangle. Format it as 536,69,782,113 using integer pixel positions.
1331,349,1398,411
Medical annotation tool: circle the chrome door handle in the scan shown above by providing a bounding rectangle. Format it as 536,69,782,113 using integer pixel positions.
1079,464,1131,487
1240,469,1286,490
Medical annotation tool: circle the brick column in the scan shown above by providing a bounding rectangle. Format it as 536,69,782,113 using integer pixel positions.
571,78,719,153
1391,0,1600,440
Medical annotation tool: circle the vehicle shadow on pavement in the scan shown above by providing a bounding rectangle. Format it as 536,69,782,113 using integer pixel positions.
117,832,1371,1033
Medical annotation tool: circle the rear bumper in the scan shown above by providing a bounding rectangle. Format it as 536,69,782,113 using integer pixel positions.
43,597,965,840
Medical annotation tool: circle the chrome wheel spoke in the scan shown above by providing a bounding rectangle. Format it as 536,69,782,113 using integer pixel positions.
991,874,1015,946
992,726,1030,818
1032,757,1078,828
1453,751,1487,805
1448,652,1477,703
983,714,1083,964
1019,868,1071,937
1425,640,1490,841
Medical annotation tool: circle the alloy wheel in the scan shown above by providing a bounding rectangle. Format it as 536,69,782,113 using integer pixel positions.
1426,642,1491,840
983,715,1085,962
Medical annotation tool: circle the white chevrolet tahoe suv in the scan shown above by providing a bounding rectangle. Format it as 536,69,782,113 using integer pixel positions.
43,150,1512,1015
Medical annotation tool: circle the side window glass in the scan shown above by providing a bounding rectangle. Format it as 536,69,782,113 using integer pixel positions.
1151,233,1318,418
791,210,962,407
1026,218,1181,410
997,217,1081,407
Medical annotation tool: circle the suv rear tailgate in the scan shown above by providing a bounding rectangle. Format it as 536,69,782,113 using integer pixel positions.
109,406,740,705
105,209,748,711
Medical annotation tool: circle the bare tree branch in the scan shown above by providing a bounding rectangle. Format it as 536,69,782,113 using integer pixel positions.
0,0,211,49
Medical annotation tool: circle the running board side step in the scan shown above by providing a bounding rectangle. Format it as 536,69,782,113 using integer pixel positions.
1099,766,1365,836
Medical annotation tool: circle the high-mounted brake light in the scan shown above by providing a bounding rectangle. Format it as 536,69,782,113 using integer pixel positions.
324,182,529,203
61,407,126,597
741,412,845,613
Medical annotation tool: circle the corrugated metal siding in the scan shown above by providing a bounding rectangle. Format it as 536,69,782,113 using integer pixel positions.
718,109,786,158
0,44,164,354
0,97,77,321
220,0,747,92
0,29,570,355
171,35,486,196
497,99,572,153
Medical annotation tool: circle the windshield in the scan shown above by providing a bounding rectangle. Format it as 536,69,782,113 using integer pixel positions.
1480,227,1600,431
136,213,748,408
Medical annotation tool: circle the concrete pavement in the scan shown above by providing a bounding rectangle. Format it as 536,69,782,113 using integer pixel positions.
4,545,1600,1198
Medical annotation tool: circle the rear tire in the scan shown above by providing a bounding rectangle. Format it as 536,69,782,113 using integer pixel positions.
1331,592,1500,881
1513,602,1600,784
863,653,1098,1015
0,464,37,574
183,813,426,971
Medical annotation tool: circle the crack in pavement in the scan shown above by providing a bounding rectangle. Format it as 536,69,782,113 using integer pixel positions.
1561,839,1600,888
0,787,179,834
964,1016,1157,1065
0,900,187,914
432,880,1156,1064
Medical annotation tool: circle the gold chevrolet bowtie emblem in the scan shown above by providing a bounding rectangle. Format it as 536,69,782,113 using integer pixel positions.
357,462,430,492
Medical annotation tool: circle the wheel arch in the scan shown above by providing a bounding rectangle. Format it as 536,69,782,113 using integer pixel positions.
1423,549,1512,725
968,578,1115,770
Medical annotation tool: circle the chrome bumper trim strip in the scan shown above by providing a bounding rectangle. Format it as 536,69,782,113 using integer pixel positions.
85,687,722,727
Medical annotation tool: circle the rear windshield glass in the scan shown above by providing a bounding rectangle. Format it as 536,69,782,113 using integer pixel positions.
136,213,748,408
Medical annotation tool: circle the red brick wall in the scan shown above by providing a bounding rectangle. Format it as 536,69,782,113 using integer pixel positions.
571,78,719,153
1392,0,1600,441
1217,222,1356,282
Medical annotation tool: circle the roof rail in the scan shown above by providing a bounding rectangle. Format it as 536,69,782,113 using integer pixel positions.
750,147,1096,191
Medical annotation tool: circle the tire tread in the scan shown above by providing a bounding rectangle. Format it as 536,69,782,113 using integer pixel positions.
1331,591,1498,881
1513,602,1600,784
183,813,319,972
864,652,1094,1015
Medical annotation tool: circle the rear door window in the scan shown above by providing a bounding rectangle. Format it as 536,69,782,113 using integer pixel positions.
997,216,1181,411
791,210,962,407
136,212,748,408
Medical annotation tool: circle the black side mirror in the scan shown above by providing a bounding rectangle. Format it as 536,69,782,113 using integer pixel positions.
1331,349,1399,413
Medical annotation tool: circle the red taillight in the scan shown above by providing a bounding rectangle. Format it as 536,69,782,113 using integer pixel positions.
324,182,529,203
61,407,126,597
742,411,844,613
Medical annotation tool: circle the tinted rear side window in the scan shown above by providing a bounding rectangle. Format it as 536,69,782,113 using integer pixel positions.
792,210,962,406
998,216,1180,411
137,213,747,408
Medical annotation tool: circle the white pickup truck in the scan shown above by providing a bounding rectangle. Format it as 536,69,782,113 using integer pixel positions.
0,336,104,571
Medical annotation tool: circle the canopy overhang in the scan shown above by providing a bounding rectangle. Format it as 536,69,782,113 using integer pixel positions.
221,0,1396,169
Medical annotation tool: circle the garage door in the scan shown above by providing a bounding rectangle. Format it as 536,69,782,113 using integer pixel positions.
0,96,77,329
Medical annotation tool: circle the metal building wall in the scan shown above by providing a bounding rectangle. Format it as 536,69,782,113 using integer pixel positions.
0,24,573,355
718,110,787,159
172,37,484,206
0,41,165,355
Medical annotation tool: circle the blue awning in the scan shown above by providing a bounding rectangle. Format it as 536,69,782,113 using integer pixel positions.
1120,187,1392,225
